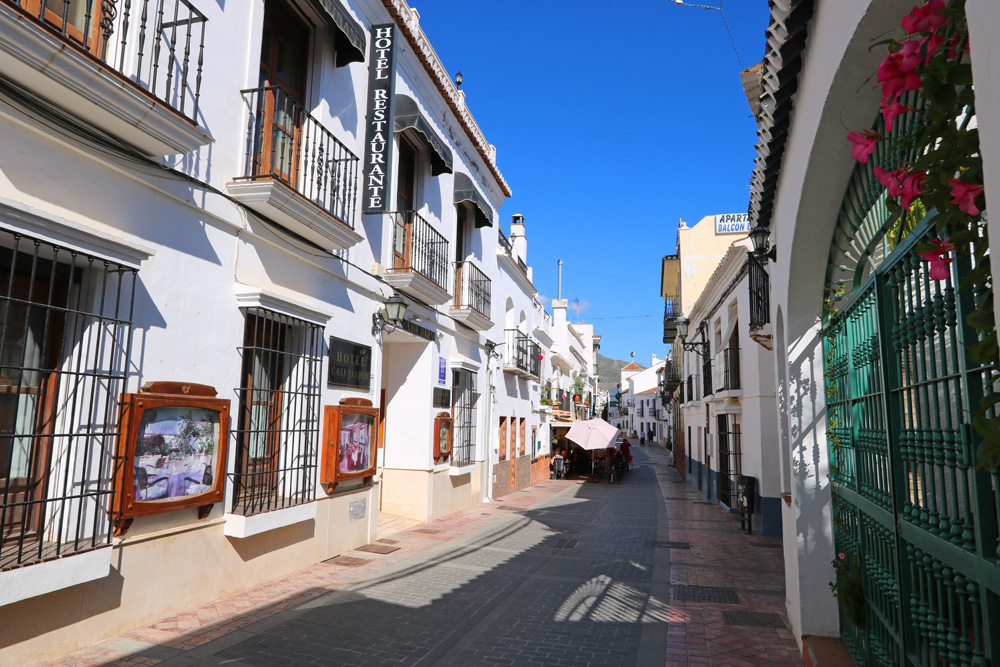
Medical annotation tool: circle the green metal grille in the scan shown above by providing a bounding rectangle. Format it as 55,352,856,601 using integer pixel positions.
824,86,1000,662
825,223,1000,665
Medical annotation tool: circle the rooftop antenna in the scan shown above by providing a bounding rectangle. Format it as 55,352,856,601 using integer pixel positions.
573,298,582,323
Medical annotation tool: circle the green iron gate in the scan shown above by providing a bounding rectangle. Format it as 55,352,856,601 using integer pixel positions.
824,220,1000,665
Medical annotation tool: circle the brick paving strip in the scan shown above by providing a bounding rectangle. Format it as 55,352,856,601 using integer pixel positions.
38,452,803,667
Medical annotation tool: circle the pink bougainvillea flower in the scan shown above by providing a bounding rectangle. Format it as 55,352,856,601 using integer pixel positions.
918,237,956,281
891,40,923,72
878,55,922,99
874,167,925,209
847,130,879,162
901,0,946,34
898,171,925,209
920,32,946,61
881,97,911,133
838,552,846,560
948,178,985,216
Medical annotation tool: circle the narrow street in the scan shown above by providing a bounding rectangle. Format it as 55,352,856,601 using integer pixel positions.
45,447,800,667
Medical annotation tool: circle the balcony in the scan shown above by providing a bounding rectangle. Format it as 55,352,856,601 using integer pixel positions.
722,347,741,391
662,294,679,344
503,329,539,379
385,211,451,304
662,359,682,391
450,260,492,330
227,86,362,252
1,0,212,155
702,357,713,397
748,253,773,349
497,229,534,294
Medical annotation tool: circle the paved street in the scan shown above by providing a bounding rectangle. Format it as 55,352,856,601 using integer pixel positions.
43,446,800,667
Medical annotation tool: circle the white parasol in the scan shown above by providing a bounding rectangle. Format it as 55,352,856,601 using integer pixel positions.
565,418,621,451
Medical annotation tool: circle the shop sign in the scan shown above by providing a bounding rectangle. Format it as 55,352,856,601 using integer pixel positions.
328,336,372,389
715,213,750,234
362,23,397,213
401,319,435,342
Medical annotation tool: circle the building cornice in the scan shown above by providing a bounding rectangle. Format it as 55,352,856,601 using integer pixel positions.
747,0,815,230
381,1,512,198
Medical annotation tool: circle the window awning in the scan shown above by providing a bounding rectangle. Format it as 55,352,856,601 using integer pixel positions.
395,95,454,176
308,0,366,67
454,172,493,228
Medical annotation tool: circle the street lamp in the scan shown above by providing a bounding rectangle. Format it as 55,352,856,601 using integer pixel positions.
372,293,408,336
676,316,710,360
748,224,777,262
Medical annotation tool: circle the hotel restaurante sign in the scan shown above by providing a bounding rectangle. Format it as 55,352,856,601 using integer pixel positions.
362,23,397,213
328,337,372,390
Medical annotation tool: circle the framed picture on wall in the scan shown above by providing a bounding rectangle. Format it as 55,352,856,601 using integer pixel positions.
321,399,379,492
433,411,452,460
112,382,230,535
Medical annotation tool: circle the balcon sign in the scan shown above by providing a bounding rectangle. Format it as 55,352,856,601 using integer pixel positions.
715,213,750,234
362,24,397,214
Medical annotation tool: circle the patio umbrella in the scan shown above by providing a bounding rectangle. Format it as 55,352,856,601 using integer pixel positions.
566,418,621,451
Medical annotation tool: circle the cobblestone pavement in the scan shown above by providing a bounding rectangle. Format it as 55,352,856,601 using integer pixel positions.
39,446,801,666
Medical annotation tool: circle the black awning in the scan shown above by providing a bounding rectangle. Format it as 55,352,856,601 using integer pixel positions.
309,0,366,67
394,95,454,176
454,172,493,228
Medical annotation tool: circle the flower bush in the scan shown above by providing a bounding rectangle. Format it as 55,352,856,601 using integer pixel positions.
844,0,999,468
829,552,866,628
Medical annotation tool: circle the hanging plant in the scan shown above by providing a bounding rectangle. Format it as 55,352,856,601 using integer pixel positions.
844,0,999,468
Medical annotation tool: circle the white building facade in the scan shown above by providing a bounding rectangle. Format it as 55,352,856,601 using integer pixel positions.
749,0,1000,662
0,0,523,662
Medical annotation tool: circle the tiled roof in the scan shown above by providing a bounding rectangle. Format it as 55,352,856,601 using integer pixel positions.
621,362,644,371
748,0,815,230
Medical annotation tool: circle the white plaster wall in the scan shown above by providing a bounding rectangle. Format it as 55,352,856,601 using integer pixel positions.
763,0,919,644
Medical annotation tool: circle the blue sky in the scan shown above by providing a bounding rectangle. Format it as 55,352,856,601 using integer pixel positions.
418,0,771,364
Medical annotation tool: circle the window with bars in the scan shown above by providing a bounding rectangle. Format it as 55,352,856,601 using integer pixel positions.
717,414,742,508
451,369,477,467
0,228,137,569
232,308,322,516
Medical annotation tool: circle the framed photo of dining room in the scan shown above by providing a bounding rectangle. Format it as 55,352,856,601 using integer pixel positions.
321,399,379,491
112,382,230,534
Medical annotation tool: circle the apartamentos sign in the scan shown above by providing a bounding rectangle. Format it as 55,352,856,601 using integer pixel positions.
362,23,397,214
715,213,750,234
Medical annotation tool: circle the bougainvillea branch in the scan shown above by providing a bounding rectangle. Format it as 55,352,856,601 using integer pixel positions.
843,0,999,468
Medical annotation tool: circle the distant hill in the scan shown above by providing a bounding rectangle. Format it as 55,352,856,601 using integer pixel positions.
597,353,643,391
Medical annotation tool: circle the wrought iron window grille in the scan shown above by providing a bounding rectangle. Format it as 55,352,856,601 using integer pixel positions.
0,228,137,570
451,369,478,467
232,308,321,517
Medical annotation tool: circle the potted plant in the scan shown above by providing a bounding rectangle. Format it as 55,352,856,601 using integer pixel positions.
571,371,586,403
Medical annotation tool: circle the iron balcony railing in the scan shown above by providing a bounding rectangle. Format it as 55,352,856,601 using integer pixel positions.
749,253,770,329
497,229,529,277
7,0,208,122
703,357,713,397
238,86,360,228
722,346,741,391
503,329,539,378
663,359,682,390
453,261,491,319
389,211,449,289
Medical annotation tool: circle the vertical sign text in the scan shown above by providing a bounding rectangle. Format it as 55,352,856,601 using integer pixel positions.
362,24,397,213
